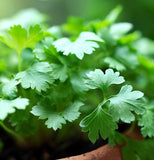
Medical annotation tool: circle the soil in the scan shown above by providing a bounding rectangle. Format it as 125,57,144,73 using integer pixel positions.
0,128,106,160
0,123,130,160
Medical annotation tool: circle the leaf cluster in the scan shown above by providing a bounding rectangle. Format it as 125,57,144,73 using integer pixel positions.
0,6,154,159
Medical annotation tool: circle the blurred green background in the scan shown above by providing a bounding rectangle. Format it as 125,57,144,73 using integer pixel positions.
0,0,154,39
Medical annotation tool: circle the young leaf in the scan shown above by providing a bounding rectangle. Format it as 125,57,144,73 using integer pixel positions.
118,31,141,44
34,48,47,61
62,16,84,34
115,47,139,69
51,63,68,82
31,101,83,130
0,25,27,53
138,102,154,137
47,26,62,39
62,101,84,122
0,24,43,54
26,25,43,48
109,23,133,39
108,85,144,123
138,56,154,70
0,97,29,120
70,72,89,94
53,31,104,59
104,57,126,71
134,38,154,56
80,104,118,143
2,79,19,98
105,5,122,24
16,62,53,92
85,69,124,91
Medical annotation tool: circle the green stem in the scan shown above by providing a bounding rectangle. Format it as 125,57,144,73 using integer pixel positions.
102,88,107,101
99,99,108,109
0,121,18,138
103,92,107,100
129,120,136,133
17,51,21,72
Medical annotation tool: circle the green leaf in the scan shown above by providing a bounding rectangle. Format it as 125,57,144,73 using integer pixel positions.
98,28,116,46
62,101,84,122
80,104,118,143
104,57,126,71
48,82,73,104
16,62,53,92
108,132,123,147
34,48,47,61
138,56,154,71
47,26,62,39
33,38,54,61
9,110,36,136
109,85,144,123
109,23,133,39
0,24,43,54
70,72,89,94
31,101,83,130
85,69,124,91
105,5,122,24
25,25,43,48
42,37,54,49
51,63,68,82
2,79,19,98
118,31,141,44
122,138,154,160
62,16,84,34
134,38,154,56
138,101,154,137
0,25,27,53
0,97,29,120
115,47,139,69
53,31,104,59
31,104,66,130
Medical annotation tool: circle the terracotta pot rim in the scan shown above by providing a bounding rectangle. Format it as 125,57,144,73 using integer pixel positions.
57,127,143,160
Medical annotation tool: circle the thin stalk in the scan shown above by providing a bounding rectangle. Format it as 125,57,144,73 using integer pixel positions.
101,88,107,101
17,51,21,72
0,121,30,147
0,121,18,138
103,91,107,100
129,120,136,133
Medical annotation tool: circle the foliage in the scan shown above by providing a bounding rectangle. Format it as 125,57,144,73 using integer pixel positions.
122,137,154,160
0,6,154,159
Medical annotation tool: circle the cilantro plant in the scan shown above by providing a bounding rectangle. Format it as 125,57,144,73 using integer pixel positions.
0,6,154,159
